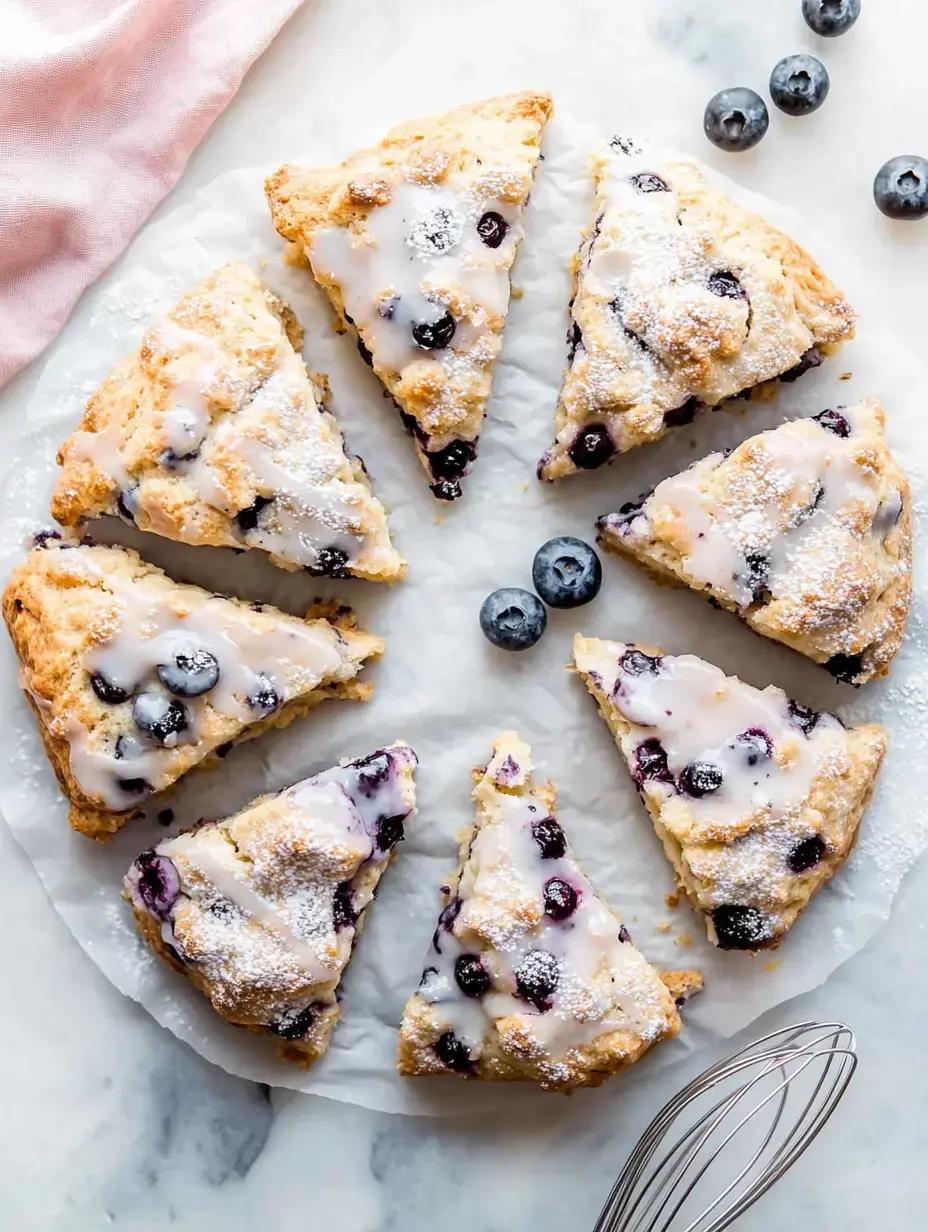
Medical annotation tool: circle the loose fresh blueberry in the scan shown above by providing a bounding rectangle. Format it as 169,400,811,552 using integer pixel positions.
412,313,456,350
814,408,851,438
704,88,769,153
567,320,583,365
825,652,864,684
479,588,547,652
770,54,830,116
476,210,508,248
236,495,273,533
532,816,567,860
780,346,824,383
428,438,477,483
134,850,180,918
711,904,773,951
874,156,928,221
788,699,822,736
631,173,669,194
332,881,357,931
679,760,724,798
733,728,773,766
634,739,671,786
708,271,747,301
568,424,616,471
375,814,405,851
618,924,633,944
454,953,491,998
664,397,707,428
543,877,579,921
745,553,771,604
156,645,220,698
308,546,350,578
620,648,661,676
788,835,827,874
132,693,189,745
116,486,140,524
90,671,132,705
248,673,280,716
434,1030,472,1072
271,1005,314,1040
802,0,860,37
532,537,602,610
515,950,560,1010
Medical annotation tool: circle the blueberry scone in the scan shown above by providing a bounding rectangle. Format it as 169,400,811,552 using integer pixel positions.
2,537,383,840
266,92,553,500
126,743,417,1066
573,636,888,950
51,262,404,581
538,139,856,481
597,400,912,685
397,733,702,1091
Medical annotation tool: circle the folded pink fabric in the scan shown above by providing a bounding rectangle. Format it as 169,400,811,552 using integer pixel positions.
0,0,305,388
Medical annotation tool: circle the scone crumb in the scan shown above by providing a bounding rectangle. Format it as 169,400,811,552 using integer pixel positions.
764,958,782,973
665,892,680,909
656,918,672,934
511,286,524,300
675,931,693,949
840,372,853,380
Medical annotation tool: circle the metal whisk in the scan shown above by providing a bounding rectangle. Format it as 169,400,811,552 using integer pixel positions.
594,1021,857,1232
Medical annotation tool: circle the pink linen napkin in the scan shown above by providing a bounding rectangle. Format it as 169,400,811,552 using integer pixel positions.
0,0,305,389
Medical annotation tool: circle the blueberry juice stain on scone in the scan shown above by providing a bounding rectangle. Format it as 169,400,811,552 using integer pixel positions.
573,636,888,950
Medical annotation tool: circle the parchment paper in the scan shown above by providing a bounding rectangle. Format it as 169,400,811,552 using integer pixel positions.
1,116,926,1116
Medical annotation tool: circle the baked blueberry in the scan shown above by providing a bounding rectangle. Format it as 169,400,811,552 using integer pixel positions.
745,553,771,604
132,693,189,744
308,547,350,578
711,904,772,950
802,0,860,37
134,850,180,918
873,156,928,221
780,346,823,383
157,808,174,825
515,950,560,1010
788,699,821,736
156,645,220,698
332,881,357,931
116,486,140,524
631,172,669,193
427,438,477,483
115,733,144,761
375,814,405,851
532,816,567,860
664,397,706,427
90,671,132,705
708,271,747,300
408,206,461,255
379,295,398,320
236,495,273,533
825,653,864,684
476,210,508,247
432,896,462,954
454,953,491,998
543,877,579,921
430,479,462,501
620,648,661,676
567,321,583,365
412,312,456,350
479,588,547,651
814,408,851,438
357,337,374,367
568,423,616,470
434,1030,472,1072
770,54,830,116
733,728,773,766
704,87,769,153
271,1005,314,1040
618,924,633,944
117,777,150,796
634,739,671,785
679,760,724,797
532,537,602,609
352,750,391,795
32,528,62,549
248,673,280,716
159,445,200,471
788,835,827,874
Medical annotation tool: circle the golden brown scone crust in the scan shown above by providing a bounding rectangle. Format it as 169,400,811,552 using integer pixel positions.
540,141,855,481
397,732,700,1091
125,744,417,1066
597,400,912,685
573,636,888,951
3,540,382,839
52,262,404,582
267,93,552,497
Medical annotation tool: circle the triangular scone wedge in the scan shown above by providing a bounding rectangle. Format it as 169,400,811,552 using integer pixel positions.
125,743,417,1066
397,733,701,1091
539,138,855,481
573,636,888,951
266,93,553,501
51,261,404,582
597,400,912,685
2,539,383,840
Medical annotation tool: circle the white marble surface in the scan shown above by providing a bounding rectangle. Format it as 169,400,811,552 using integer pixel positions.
3,0,928,1227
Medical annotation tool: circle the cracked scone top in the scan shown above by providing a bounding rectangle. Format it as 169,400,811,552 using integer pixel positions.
539,138,855,481
125,744,417,1067
266,92,553,500
573,636,888,950
397,733,701,1091
51,262,404,582
2,539,383,839
596,400,912,685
